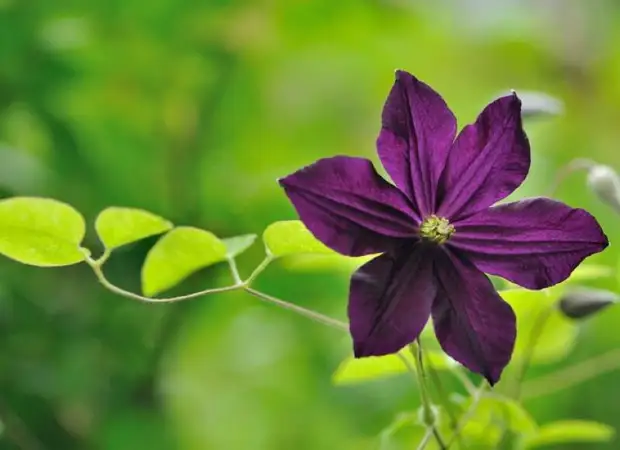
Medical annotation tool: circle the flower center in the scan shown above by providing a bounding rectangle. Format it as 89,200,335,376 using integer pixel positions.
419,215,455,244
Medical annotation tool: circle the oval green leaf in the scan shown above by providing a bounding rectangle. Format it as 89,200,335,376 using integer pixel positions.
141,226,227,296
222,234,257,258
95,207,173,250
332,350,453,385
522,420,614,448
501,289,578,364
263,220,334,257
0,197,86,266
281,253,375,273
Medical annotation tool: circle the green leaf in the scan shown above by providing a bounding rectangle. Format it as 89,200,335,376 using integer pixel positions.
263,220,335,257
425,351,459,371
568,264,613,283
281,253,374,273
461,395,537,446
333,354,409,385
0,197,86,266
222,234,257,258
332,350,453,385
95,207,173,250
141,227,227,296
521,420,614,448
501,289,578,364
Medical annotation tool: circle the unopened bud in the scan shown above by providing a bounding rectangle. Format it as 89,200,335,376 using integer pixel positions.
586,165,620,213
495,90,564,119
558,287,618,320
416,404,439,427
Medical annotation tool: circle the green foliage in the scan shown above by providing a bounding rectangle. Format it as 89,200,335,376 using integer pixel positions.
459,395,537,447
520,420,615,449
141,227,227,296
281,253,374,273
568,264,614,283
263,220,335,257
501,289,578,364
378,412,419,450
0,197,87,266
332,351,455,385
95,206,173,249
2,0,620,448
222,234,257,258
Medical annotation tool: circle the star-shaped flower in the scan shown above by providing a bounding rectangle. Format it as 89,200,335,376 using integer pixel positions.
279,70,608,384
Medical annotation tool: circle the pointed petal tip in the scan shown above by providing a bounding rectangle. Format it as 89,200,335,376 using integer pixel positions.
393,69,417,84
352,341,367,358
484,370,500,386
394,68,407,77
352,340,386,359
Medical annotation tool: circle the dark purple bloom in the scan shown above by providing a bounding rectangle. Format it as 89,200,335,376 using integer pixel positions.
278,71,608,384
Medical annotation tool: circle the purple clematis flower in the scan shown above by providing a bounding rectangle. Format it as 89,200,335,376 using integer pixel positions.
278,70,608,384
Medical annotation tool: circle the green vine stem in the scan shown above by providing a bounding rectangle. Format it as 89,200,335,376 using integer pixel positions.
445,380,488,449
416,428,434,450
407,342,446,449
547,157,596,196
85,255,240,303
522,347,620,399
85,247,596,450
84,252,347,332
510,304,554,399
244,287,348,331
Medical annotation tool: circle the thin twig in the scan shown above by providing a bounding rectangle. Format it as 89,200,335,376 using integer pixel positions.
244,256,273,285
511,305,554,399
243,287,348,331
522,348,620,399
87,257,241,303
227,257,242,285
445,380,487,449
547,158,596,196
416,428,434,450
407,342,446,450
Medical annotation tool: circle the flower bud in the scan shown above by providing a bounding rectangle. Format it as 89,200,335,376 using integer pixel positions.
558,287,618,320
416,404,439,427
495,90,563,119
586,165,620,213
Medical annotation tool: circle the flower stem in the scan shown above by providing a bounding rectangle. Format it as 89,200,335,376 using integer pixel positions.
405,342,446,449
510,304,554,399
445,380,487,449
416,428,434,450
548,158,596,196
409,342,435,427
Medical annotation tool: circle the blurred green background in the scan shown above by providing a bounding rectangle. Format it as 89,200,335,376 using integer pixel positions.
2,0,620,448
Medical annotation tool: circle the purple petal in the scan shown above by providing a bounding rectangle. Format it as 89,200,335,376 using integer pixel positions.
377,70,457,216
450,197,609,289
279,156,419,256
349,245,436,357
432,249,516,385
436,94,530,220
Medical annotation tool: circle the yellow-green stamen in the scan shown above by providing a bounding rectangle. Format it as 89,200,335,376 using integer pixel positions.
419,215,455,244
